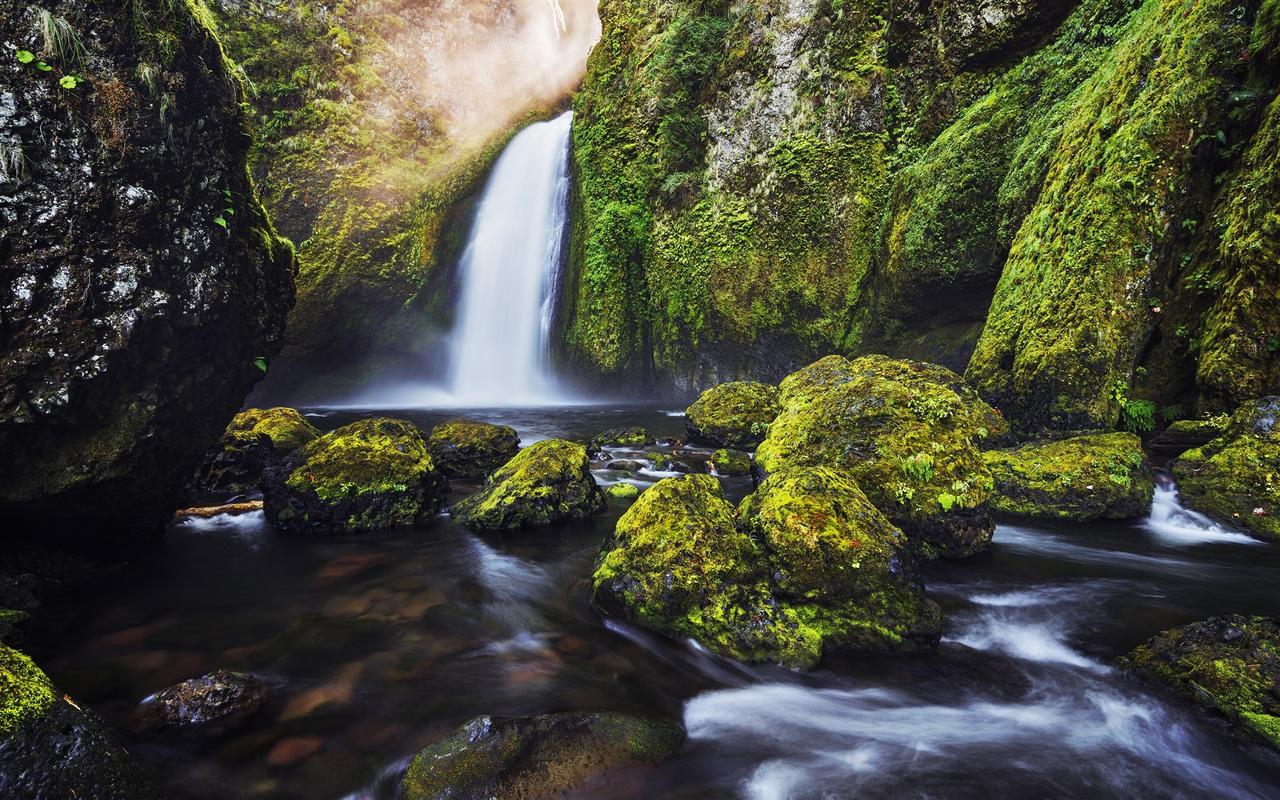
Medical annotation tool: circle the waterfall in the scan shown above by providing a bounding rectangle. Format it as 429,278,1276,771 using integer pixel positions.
1143,479,1259,545
447,111,573,406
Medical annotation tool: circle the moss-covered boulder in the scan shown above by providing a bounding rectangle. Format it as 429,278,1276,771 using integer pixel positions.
685,382,781,449
708,449,752,477
263,418,447,533
606,483,640,499
425,419,520,480
589,427,650,450
1119,615,1280,752
401,712,684,800
756,355,1007,559
1,644,163,798
593,472,940,668
196,407,319,492
1148,418,1229,458
983,432,1154,521
1172,398,1280,541
451,440,605,530
740,468,942,653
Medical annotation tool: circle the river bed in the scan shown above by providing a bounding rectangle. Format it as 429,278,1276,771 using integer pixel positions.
26,406,1280,799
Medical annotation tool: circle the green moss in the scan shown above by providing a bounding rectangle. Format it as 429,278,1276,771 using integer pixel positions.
451,440,605,529
607,482,640,499
0,644,57,735
983,432,1154,521
708,449,751,476
224,407,318,453
1172,398,1280,541
590,427,651,450
425,419,520,480
685,381,780,449
756,354,1005,558
1119,614,1280,752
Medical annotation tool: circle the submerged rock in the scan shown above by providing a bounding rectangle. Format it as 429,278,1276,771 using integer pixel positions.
0,0,293,537
983,432,1154,521
1,644,163,798
196,408,319,493
589,427,650,450
1172,398,1280,541
708,449,752,477
685,381,781,449
756,355,1007,558
1119,615,1280,752
401,712,684,800
593,473,940,668
137,670,268,732
263,418,448,533
452,440,605,529
425,419,520,480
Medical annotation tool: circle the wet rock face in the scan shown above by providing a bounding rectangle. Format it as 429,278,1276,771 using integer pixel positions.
1119,615,1280,753
451,439,606,530
137,670,269,732
263,418,448,533
0,1,294,537
983,432,1154,521
1172,397,1280,541
401,712,685,800
1,644,163,799
425,419,520,480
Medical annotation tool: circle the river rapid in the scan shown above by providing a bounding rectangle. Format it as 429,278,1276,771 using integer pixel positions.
26,406,1280,800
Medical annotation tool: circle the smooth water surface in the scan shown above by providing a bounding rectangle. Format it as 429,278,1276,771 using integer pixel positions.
29,406,1280,799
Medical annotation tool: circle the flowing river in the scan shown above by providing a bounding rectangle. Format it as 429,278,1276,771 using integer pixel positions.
24,406,1280,800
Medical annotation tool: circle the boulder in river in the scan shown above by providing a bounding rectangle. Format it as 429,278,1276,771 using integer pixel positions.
708,448,752,477
1171,398,1280,542
425,419,520,480
685,381,782,450
451,440,606,529
606,483,640,499
1,644,163,798
136,669,269,732
756,355,1008,558
1119,614,1280,753
589,426,650,450
983,432,1154,521
401,712,684,800
594,473,940,668
196,407,319,493
263,418,448,533
0,0,294,538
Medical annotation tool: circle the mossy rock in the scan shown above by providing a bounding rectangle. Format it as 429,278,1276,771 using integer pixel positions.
1172,398,1280,541
739,468,942,653
1148,417,1229,457
685,381,781,450
451,440,605,530
263,418,448,533
196,407,320,493
983,432,1154,521
1118,615,1280,752
1,644,163,798
606,483,640,499
401,712,685,800
426,419,520,480
708,449,752,477
589,427,651,450
756,355,1007,559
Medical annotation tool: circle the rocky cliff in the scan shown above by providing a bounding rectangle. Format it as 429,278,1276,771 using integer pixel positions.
565,0,1280,428
0,0,294,536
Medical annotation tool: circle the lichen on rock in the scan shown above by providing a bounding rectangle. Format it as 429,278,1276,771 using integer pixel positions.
756,354,1007,558
1119,614,1280,752
1172,397,1280,541
983,432,1154,521
685,381,781,449
425,419,521,480
263,417,448,533
451,439,606,529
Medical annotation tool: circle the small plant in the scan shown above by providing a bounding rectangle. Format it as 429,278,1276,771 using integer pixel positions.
937,492,958,512
0,143,30,185
214,188,235,230
1160,404,1184,424
58,74,81,90
1121,399,1156,433
902,452,935,483
35,9,88,67
253,356,268,374
908,394,956,423
892,482,915,505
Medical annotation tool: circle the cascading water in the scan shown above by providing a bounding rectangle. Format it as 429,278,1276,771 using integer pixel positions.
1144,478,1260,545
446,111,573,405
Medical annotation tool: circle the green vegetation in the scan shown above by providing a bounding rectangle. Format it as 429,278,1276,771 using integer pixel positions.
0,644,57,735
425,419,520,479
451,439,605,529
684,380,781,449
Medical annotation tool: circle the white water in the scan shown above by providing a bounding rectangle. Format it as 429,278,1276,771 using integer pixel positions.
1144,483,1260,545
446,111,574,405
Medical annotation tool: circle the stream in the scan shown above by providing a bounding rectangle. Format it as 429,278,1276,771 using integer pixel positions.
25,406,1280,799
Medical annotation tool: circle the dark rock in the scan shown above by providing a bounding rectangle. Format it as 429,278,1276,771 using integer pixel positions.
1148,418,1227,457
0,1,294,538
605,459,645,472
589,427,650,451
136,670,268,732
426,419,521,480
401,712,685,800
194,408,319,493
